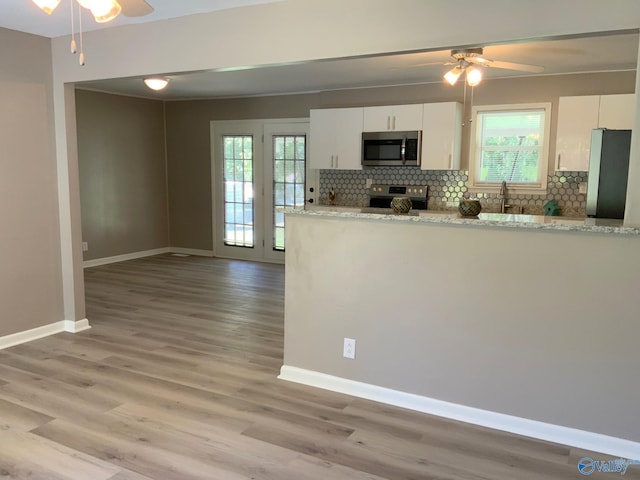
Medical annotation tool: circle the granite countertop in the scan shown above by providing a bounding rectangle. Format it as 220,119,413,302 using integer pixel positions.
289,206,640,235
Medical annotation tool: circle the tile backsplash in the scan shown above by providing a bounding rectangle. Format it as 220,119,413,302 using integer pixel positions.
319,168,587,216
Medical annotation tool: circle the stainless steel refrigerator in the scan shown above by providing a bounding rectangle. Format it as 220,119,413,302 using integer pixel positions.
586,129,632,219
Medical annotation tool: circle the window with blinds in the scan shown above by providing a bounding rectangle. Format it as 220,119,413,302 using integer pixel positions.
470,104,551,193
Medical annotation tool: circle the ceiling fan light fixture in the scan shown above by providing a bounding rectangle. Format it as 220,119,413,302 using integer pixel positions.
466,66,482,87
444,66,462,86
32,0,61,14
91,0,122,22
76,0,122,22
144,77,170,91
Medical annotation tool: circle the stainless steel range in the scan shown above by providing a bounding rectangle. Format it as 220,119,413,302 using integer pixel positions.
365,184,429,212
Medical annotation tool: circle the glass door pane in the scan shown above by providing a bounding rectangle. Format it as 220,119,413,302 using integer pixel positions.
272,134,306,251
223,135,254,248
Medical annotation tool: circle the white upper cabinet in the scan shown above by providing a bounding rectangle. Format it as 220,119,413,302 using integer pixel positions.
363,104,423,132
309,107,363,170
555,95,600,172
556,94,636,171
421,102,463,171
598,94,635,129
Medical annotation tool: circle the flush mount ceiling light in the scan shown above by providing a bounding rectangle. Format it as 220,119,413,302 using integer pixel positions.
30,0,154,65
143,77,170,91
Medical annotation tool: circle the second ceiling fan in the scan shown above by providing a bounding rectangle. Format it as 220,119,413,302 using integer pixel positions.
441,47,544,86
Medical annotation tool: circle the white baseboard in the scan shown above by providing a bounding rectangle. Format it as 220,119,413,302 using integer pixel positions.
83,247,216,268
0,319,91,351
83,248,171,268
169,247,214,257
64,318,91,333
278,366,640,459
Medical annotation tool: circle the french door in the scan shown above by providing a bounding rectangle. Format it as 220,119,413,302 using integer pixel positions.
211,120,315,263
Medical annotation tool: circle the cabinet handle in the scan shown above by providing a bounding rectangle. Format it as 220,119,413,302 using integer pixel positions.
330,155,334,168
557,153,561,170
392,116,396,130
387,116,391,131
449,153,452,169
335,155,339,168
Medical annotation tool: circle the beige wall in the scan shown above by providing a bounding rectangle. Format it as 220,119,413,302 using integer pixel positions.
0,28,63,336
49,0,640,330
165,71,635,250
76,90,168,260
284,213,640,444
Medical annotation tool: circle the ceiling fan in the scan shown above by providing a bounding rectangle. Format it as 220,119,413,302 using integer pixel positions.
118,0,154,17
440,47,544,86
32,0,154,65
32,0,154,22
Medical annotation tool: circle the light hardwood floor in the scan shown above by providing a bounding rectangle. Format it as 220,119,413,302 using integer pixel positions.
0,254,636,479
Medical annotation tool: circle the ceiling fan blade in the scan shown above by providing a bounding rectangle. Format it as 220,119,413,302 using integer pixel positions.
475,58,544,73
401,60,457,69
119,0,154,17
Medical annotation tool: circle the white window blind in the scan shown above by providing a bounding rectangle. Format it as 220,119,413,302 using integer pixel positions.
474,108,547,187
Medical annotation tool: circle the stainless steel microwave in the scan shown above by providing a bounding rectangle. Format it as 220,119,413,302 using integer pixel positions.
362,131,422,167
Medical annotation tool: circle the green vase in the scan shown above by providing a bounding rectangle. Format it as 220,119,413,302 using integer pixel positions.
390,196,412,214
459,199,482,217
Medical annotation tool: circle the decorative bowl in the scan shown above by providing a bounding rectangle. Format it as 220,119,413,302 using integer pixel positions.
390,196,412,214
458,199,482,217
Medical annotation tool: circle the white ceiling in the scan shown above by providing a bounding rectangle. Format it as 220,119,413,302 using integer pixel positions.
0,1,637,100
78,32,639,100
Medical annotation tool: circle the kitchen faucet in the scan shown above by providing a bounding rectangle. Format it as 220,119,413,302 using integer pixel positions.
498,181,523,213
499,181,510,213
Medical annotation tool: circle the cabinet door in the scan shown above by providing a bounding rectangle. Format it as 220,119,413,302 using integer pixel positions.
309,109,336,169
421,102,463,170
392,104,424,131
334,107,363,170
555,96,599,171
598,94,636,129
363,104,423,131
363,106,393,132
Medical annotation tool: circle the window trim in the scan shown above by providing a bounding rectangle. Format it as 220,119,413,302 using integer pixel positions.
468,102,552,195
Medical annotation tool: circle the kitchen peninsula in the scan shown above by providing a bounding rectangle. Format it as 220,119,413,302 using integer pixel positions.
280,209,640,457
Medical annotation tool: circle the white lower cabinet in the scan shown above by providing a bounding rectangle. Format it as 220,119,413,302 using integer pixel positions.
421,102,463,170
309,107,363,170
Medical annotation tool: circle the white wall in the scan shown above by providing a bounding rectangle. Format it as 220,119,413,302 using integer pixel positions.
47,0,640,352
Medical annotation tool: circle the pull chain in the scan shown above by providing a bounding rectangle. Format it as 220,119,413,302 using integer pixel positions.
78,2,85,66
462,79,467,127
70,0,77,53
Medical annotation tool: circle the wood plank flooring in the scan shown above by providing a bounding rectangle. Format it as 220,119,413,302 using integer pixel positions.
0,254,636,479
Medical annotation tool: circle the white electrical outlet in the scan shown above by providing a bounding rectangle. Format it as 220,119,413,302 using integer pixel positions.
579,183,588,194
82,242,88,252
343,338,356,359
366,178,373,188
